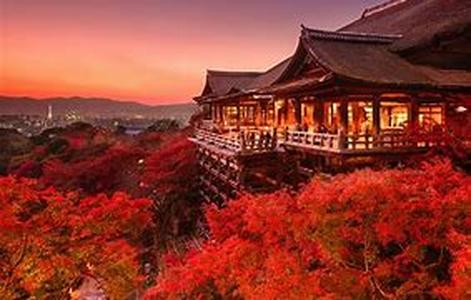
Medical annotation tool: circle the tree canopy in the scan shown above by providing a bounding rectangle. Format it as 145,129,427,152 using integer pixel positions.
147,160,471,299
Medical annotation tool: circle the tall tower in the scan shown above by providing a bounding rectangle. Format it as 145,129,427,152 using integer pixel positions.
47,105,53,120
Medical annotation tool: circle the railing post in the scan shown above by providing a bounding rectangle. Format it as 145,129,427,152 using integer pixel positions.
273,128,278,149
240,131,246,153
365,130,370,150
338,129,346,150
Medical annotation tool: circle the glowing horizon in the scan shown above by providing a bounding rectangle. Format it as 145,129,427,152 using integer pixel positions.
1,0,380,105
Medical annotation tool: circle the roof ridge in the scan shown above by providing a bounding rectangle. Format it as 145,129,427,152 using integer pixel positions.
207,70,262,77
361,0,409,18
301,26,402,43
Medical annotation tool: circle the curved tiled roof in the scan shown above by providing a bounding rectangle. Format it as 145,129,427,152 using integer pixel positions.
202,70,261,98
300,27,434,86
264,27,471,92
196,58,291,101
246,58,292,90
339,0,471,52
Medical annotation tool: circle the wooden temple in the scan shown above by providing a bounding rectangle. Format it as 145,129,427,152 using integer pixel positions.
191,0,471,203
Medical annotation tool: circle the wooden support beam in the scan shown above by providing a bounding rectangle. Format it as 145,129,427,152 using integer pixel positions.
313,100,324,131
255,101,261,127
339,100,349,134
236,101,241,130
219,104,224,124
409,98,419,128
284,98,289,127
373,97,381,135
295,98,302,127
339,101,349,150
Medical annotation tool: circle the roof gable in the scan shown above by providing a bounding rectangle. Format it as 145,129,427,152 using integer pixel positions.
195,59,291,101
272,27,471,90
200,70,261,99
300,27,436,86
274,39,331,84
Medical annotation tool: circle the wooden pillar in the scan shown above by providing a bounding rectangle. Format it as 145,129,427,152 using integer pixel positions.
214,104,218,123
255,101,261,127
409,98,419,129
372,97,381,135
338,100,348,150
313,100,324,131
236,101,241,130
262,100,268,126
284,98,289,127
219,104,224,125
272,99,277,127
295,97,302,127
339,100,348,134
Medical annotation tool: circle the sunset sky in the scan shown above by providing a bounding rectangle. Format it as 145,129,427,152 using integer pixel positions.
1,0,379,105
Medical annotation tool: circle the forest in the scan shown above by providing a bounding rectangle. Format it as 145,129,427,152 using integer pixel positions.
0,117,470,299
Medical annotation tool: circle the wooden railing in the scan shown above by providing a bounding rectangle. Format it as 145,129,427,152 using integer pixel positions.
283,130,437,153
194,127,440,155
194,128,277,154
284,130,341,151
239,130,277,153
194,129,242,153
345,132,418,150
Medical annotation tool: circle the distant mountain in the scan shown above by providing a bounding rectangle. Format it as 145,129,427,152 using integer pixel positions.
0,96,198,122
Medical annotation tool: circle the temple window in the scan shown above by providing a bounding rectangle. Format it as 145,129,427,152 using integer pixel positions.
301,102,314,129
241,106,256,126
324,101,341,133
380,101,409,130
223,106,238,127
419,104,443,130
348,101,373,134
286,99,297,127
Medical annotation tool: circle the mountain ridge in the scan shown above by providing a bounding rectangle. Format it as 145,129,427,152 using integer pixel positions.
0,96,197,121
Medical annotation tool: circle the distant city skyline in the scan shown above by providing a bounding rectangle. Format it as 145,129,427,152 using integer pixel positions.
1,0,380,105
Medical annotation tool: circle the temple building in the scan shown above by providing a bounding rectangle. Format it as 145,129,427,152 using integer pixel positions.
191,0,471,203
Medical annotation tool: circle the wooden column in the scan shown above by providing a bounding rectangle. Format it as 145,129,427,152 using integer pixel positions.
372,97,381,135
339,100,349,150
211,103,216,122
213,104,218,122
295,98,302,127
219,104,224,125
255,101,261,127
339,100,349,134
273,99,277,127
313,100,324,131
284,98,289,127
262,100,268,126
236,101,241,130
409,98,419,129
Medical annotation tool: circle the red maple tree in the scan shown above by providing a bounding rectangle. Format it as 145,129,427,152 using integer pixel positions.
0,177,152,299
146,159,471,299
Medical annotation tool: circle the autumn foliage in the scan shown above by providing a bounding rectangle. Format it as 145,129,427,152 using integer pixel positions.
0,177,152,299
147,160,471,299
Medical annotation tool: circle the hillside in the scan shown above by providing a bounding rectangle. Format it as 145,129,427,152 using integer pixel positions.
0,96,198,121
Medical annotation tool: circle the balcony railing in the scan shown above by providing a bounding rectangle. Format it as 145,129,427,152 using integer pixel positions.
284,130,439,153
193,128,277,154
194,129,242,153
284,130,341,151
193,127,442,155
